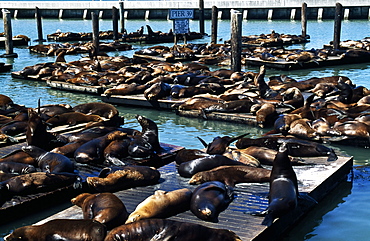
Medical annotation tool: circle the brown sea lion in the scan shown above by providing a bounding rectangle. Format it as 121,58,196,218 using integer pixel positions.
239,146,303,166
104,219,242,241
222,149,261,167
288,118,317,140
189,165,271,186
262,141,298,226
51,141,86,157
86,165,160,192
331,121,370,138
0,172,79,196
126,188,192,223
4,219,106,241
274,114,302,135
178,154,247,178
144,82,171,101
197,133,249,155
71,192,129,230
190,181,234,222
22,145,75,173
0,94,13,109
0,161,36,174
255,103,276,128
0,150,36,165
72,102,119,119
45,112,103,127
74,131,128,164
103,138,132,166
175,148,209,165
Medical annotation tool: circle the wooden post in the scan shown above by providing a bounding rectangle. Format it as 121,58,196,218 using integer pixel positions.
230,10,242,72
1,9,17,58
301,2,307,37
199,0,205,34
91,12,99,58
333,2,343,49
112,6,119,40
119,1,125,33
211,6,218,44
35,7,45,42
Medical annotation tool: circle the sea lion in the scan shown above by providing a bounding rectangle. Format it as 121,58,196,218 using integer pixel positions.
72,102,119,119
22,145,75,174
0,172,79,196
175,148,209,165
51,141,86,157
274,114,302,135
262,141,298,226
189,165,271,186
74,130,127,164
26,107,57,150
236,135,337,161
0,161,36,174
239,146,303,165
135,114,161,151
144,81,171,101
0,94,13,109
0,150,36,165
331,121,370,138
190,181,234,222
0,120,28,136
197,133,249,155
104,219,242,241
45,112,103,127
86,165,160,192
103,138,131,166
4,219,106,241
126,188,192,223
287,118,318,140
255,103,276,128
71,192,129,230
178,154,247,178
222,149,261,167
37,104,73,120
103,83,148,97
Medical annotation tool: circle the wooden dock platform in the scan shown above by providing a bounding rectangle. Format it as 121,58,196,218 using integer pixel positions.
244,55,370,70
0,37,29,47
101,94,185,110
35,154,353,241
0,62,12,72
46,80,106,95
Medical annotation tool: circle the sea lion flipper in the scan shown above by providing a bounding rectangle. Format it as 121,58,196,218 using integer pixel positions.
327,149,338,162
196,136,208,148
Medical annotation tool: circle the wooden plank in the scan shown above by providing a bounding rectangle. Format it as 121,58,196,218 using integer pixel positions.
101,94,185,110
0,37,28,47
35,155,353,241
46,80,105,95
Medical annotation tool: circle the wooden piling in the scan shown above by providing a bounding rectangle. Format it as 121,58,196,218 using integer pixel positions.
230,10,242,72
290,9,296,20
35,7,45,42
199,0,205,34
91,12,99,58
211,6,218,44
318,8,323,20
119,1,125,33
267,9,273,20
112,6,119,40
1,9,17,58
301,2,307,37
333,2,343,49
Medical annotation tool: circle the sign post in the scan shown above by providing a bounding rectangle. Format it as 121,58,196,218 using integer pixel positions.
169,9,194,44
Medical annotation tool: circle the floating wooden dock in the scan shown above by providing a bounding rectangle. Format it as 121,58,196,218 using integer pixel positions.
101,94,185,110
35,154,353,241
46,80,106,95
244,55,370,70
0,37,29,47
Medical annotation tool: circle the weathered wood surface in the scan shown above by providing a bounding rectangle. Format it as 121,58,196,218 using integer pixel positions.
37,154,353,241
0,37,28,47
46,80,105,95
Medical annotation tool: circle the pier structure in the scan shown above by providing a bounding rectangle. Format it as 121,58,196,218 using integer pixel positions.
0,0,369,20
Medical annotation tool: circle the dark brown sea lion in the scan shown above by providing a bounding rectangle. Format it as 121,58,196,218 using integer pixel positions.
274,114,302,135
255,103,276,128
190,181,234,222
126,188,192,223
46,112,103,127
103,138,131,166
26,107,57,150
51,141,86,157
144,82,171,101
288,118,317,140
86,165,160,192
239,146,303,166
236,135,337,161
262,141,298,226
0,150,36,165
197,133,249,155
104,218,242,241
178,154,247,178
175,148,209,165
0,120,28,136
71,192,129,230
22,145,75,173
0,161,36,174
0,172,79,196
0,94,13,110
4,219,106,241
281,87,304,109
0,173,17,182
74,131,127,164
72,102,119,119
331,121,370,138
189,165,271,186
38,104,73,120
